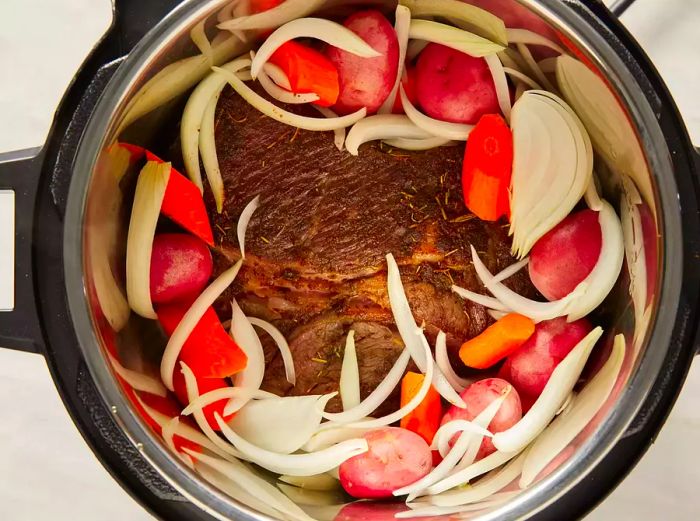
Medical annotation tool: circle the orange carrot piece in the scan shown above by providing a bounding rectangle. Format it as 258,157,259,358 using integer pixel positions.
400,371,442,444
459,313,535,369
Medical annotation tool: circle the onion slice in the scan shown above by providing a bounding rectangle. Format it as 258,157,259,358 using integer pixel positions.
181,387,275,416
250,18,380,79
386,253,466,408
216,413,368,476
345,115,432,155
516,43,557,94
493,257,529,283
400,85,473,140
520,334,625,487
620,176,648,333
225,299,266,415
162,417,195,469
312,106,346,151
213,66,368,131
435,331,470,393
492,327,603,453
504,67,542,90
108,353,166,397
378,4,411,114
425,448,519,496
217,0,326,31
485,54,511,122
407,19,504,58
257,63,321,104
303,423,374,452
432,420,494,460
263,61,292,90
383,136,455,151
237,194,260,259
248,316,295,385
451,284,510,313
199,90,225,212
190,19,213,61
160,259,243,391
340,330,360,410
506,28,566,55
126,161,170,319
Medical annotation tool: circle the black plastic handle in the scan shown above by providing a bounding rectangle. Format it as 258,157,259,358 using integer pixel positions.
0,148,46,354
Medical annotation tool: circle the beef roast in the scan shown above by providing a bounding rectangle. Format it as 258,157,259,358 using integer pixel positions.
207,86,537,411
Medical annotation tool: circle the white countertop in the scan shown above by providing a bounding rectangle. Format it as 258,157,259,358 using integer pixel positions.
0,0,698,519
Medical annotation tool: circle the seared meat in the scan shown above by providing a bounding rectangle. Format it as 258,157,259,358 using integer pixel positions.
207,86,536,406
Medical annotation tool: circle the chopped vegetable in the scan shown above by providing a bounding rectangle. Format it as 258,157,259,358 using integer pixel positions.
383,136,455,151
461,113,512,222
268,41,339,106
345,114,432,155
172,366,233,431
484,54,511,121
340,330,360,410
107,353,167,397
400,84,473,140
237,194,260,258
400,371,442,444
407,20,504,58
312,105,346,150
435,331,470,393
248,316,296,385
150,233,213,304
378,5,411,114
459,313,535,369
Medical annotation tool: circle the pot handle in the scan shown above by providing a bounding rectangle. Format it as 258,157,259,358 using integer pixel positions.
609,0,637,16
0,147,45,354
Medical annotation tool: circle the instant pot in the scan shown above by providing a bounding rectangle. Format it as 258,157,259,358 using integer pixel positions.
0,0,699,519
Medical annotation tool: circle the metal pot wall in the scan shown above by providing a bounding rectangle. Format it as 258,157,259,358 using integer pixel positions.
0,0,699,519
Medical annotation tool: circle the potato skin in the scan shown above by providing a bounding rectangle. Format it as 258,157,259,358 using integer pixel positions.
150,233,213,304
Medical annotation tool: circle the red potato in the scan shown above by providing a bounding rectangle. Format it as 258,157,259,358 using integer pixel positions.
504,317,593,399
326,10,399,115
338,427,432,499
150,233,213,304
414,43,499,124
528,209,602,301
441,378,522,460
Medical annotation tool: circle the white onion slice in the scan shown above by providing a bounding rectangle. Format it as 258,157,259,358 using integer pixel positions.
312,106,346,151
225,299,266,415
180,362,244,459
386,253,466,408
340,330,360,410
345,114,432,155
218,0,326,31
435,331,470,393
452,284,510,313
428,451,526,507
188,450,316,521
250,18,380,79
506,28,566,55
378,4,411,114
321,348,411,423
181,387,275,416
190,19,213,61
497,50,523,72
279,473,339,491
485,54,511,122
237,194,260,258
620,176,648,333
516,43,557,94
159,259,243,391
182,58,251,192
520,334,625,487
432,420,493,460
492,327,602,453
303,423,374,452
493,257,529,283
400,85,473,141
263,61,292,90
108,353,166,397
487,309,508,321
383,136,455,151
425,448,519,496
213,66,368,131
216,413,368,476
228,394,335,454
407,19,504,58
503,67,542,90
162,416,195,470
248,316,295,385
199,89,225,212
125,161,170,319
257,64,321,104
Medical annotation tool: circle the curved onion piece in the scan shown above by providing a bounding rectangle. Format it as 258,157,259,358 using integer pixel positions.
435,331,470,393
263,61,292,90
493,257,529,283
492,327,602,453
303,423,375,452
503,67,542,90
159,259,243,391
400,85,473,140
237,195,260,258
407,19,504,58
520,334,625,487
181,387,275,416
379,4,411,114
427,451,527,507
181,58,251,192
190,19,213,61
509,90,593,258
321,349,411,423
312,106,346,151
279,473,339,491
345,329,434,429
399,0,507,46
216,413,368,476
107,353,166,397
386,253,466,408
340,330,360,410
199,89,225,212
452,284,509,312
126,161,170,319
257,65,321,104
225,299,266,415
213,66,367,131
383,136,455,151
180,362,243,459
218,0,326,31
432,420,493,460
188,450,316,521
487,309,508,321
485,54,511,122
425,448,519,496
250,18,380,79
345,115,432,155
227,394,336,454
620,176,648,331
248,317,295,385
506,28,566,55
516,43,557,94
162,417,195,469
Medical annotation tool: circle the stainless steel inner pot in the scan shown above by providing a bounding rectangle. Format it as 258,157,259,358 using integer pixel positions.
63,0,687,519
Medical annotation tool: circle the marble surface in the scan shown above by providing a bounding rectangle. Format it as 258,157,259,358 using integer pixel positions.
0,0,698,519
